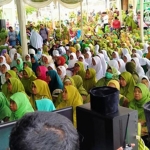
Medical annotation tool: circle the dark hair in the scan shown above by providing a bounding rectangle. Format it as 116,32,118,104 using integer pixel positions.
9,112,79,150
9,26,12,29
115,17,118,20
11,66,17,70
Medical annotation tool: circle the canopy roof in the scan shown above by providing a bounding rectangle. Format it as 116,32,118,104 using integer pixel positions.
0,0,83,9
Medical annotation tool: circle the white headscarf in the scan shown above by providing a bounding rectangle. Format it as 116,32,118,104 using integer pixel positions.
68,53,78,68
9,48,17,60
124,53,131,63
78,54,88,70
29,48,35,55
131,57,145,77
91,56,102,80
140,75,150,90
118,59,126,73
97,53,107,77
85,51,92,67
48,63,56,71
112,51,120,61
0,56,6,65
101,50,110,62
1,62,10,84
108,60,120,75
53,50,60,57
95,44,99,55
122,48,129,56
143,43,149,54
57,66,66,81
25,54,31,62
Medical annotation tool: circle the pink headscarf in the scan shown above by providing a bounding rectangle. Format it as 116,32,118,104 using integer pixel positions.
36,66,48,82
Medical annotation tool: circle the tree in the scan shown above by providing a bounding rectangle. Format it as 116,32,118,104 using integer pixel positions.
25,6,37,15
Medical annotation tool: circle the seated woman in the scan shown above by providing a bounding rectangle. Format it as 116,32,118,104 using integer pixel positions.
21,67,37,95
36,66,48,82
140,75,150,90
96,66,118,87
107,80,128,107
57,66,66,81
6,78,25,101
57,85,83,127
0,92,11,122
125,62,139,84
46,70,63,94
30,79,52,110
2,70,19,96
120,71,136,102
16,58,23,72
73,61,86,80
10,92,34,121
83,68,97,93
72,75,88,103
129,83,150,138
35,98,56,112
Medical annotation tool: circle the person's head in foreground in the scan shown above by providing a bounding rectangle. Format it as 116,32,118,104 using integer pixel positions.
9,111,79,150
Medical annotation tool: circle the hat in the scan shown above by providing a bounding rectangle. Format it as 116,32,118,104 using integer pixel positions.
52,89,63,98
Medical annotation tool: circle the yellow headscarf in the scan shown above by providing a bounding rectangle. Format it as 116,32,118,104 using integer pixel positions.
57,85,83,127
30,79,52,110
69,46,76,53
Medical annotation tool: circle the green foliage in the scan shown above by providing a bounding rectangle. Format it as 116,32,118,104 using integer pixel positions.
0,28,7,45
25,6,37,15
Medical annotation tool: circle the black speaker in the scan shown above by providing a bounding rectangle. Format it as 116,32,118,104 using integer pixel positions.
0,19,6,30
77,103,138,150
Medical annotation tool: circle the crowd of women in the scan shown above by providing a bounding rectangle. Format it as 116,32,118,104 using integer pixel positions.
1,23,150,148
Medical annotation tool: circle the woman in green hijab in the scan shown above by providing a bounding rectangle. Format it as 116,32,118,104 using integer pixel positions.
0,92,11,122
2,70,19,96
72,75,88,102
83,68,97,93
120,71,136,102
125,62,139,84
129,83,150,136
21,67,37,95
6,78,25,101
73,61,86,80
96,66,119,87
10,92,34,121
30,79,52,110
16,58,23,72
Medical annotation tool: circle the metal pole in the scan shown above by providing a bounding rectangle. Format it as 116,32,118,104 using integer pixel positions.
80,1,83,40
58,2,61,36
140,0,144,42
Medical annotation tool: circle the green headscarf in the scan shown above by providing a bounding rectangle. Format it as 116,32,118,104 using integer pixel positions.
75,61,86,80
2,70,19,96
129,83,150,121
125,62,139,83
16,58,23,72
24,61,32,68
120,72,136,101
0,92,11,120
63,76,75,86
63,54,69,65
6,78,25,101
10,92,34,121
21,67,37,95
72,75,88,96
83,68,97,92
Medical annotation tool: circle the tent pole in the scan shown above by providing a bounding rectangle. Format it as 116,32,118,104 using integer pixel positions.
80,1,83,40
15,0,28,58
58,2,61,37
140,0,144,42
